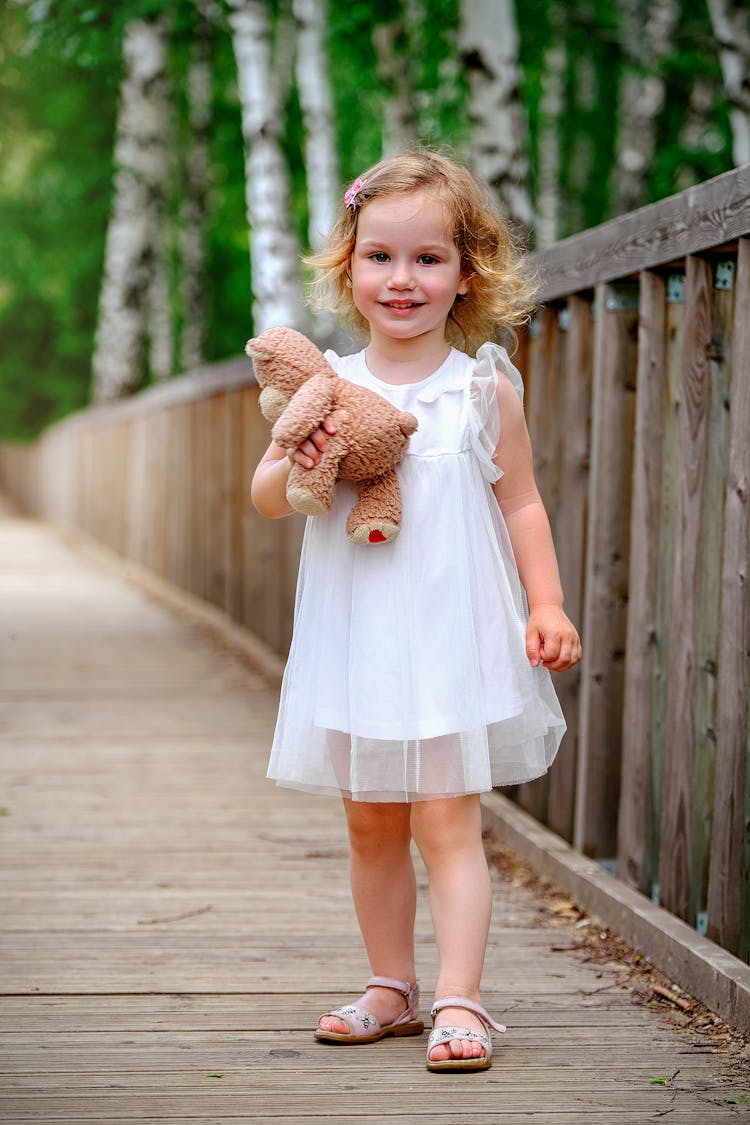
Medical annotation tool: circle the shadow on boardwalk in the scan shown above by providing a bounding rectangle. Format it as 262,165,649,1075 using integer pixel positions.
0,503,748,1123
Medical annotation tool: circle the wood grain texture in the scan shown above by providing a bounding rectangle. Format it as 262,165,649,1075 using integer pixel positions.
659,256,714,924
574,286,639,858
533,165,750,302
1,506,746,1122
546,296,593,842
707,238,750,956
617,271,667,891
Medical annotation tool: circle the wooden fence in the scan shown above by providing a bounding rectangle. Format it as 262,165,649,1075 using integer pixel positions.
516,165,750,962
1,165,749,962
0,358,305,657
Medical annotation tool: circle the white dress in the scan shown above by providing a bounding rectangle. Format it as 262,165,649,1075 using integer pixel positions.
266,343,566,801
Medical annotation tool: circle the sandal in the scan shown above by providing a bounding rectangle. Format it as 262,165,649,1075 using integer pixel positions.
426,997,506,1072
314,976,424,1044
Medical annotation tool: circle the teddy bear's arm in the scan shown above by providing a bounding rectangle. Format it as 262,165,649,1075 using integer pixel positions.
271,374,336,449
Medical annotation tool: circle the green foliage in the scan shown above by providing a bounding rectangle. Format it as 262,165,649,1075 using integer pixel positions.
0,2,117,438
0,0,737,440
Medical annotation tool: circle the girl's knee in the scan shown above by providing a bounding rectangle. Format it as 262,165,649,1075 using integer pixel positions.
411,795,483,861
344,800,412,853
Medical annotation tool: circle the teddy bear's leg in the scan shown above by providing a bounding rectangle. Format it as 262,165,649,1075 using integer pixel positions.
286,430,347,516
346,471,402,545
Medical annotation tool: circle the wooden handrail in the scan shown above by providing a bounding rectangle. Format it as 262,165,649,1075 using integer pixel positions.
533,164,750,301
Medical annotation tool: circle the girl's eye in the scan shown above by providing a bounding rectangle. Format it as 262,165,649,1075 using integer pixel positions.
370,252,390,263
418,255,439,265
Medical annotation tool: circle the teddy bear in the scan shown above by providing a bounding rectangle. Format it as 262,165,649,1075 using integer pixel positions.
246,326,418,545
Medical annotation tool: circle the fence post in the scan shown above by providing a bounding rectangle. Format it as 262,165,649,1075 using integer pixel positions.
659,255,714,925
617,270,666,891
707,237,750,956
574,282,639,858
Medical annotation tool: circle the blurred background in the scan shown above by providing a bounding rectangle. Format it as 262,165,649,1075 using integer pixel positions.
0,0,744,439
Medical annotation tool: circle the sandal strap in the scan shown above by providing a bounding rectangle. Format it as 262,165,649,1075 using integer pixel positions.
430,996,506,1034
367,976,419,1009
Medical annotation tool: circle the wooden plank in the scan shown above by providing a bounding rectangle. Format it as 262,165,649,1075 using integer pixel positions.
483,791,750,1033
223,388,245,621
517,305,561,823
648,277,687,899
1,509,750,1122
574,284,639,858
617,271,667,891
533,164,750,301
659,255,714,925
707,237,750,956
547,295,593,842
163,402,193,592
690,261,735,935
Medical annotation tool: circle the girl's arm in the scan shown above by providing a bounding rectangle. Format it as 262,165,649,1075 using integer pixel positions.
251,442,295,518
251,418,337,518
491,375,581,672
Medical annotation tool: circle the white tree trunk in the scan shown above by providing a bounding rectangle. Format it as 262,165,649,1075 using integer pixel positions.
536,41,566,249
293,0,339,252
566,55,597,235
373,18,419,157
147,62,174,384
179,17,212,371
91,17,170,403
613,0,678,215
227,0,307,334
459,0,533,230
706,0,750,165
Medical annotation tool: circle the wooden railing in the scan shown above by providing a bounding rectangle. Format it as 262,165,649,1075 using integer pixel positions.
0,358,305,657
516,165,750,960
1,165,749,961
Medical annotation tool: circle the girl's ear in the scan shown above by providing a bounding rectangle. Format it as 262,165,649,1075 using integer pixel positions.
457,273,472,297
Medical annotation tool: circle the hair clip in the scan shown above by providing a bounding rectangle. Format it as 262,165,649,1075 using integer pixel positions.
344,176,366,211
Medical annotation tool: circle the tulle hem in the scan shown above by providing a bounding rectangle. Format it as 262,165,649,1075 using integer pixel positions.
265,764,556,803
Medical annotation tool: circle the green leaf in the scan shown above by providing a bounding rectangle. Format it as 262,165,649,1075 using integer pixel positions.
205,1073,224,1079
650,1077,669,1086
722,1097,748,1105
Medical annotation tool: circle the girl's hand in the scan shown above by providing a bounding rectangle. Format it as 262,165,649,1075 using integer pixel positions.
287,416,337,469
526,605,582,672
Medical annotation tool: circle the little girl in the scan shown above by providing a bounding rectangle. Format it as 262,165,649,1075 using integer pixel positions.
251,150,581,1072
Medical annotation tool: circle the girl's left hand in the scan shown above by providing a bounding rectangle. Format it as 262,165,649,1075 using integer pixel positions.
526,605,582,672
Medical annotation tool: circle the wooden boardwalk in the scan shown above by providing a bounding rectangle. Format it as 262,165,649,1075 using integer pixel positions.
1,503,748,1124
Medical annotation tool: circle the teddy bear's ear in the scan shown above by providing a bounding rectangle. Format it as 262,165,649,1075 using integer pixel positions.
245,337,271,386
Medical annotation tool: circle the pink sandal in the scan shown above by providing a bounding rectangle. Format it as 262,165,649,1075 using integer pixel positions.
314,976,424,1044
426,997,507,1072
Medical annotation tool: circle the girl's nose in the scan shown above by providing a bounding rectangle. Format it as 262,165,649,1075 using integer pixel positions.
387,264,416,290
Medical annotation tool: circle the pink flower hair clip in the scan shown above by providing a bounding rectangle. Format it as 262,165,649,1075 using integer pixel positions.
344,176,366,211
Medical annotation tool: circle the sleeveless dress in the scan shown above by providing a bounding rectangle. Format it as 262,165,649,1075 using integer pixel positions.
266,343,566,802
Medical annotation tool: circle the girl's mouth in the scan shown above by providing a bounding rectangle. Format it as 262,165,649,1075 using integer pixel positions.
382,300,422,309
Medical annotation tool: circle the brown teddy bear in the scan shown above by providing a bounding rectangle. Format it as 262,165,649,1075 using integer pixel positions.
246,326,418,545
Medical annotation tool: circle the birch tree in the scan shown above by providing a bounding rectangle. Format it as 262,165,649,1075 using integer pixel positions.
372,16,419,157
293,0,339,252
536,36,566,249
706,0,750,165
178,10,213,371
612,0,679,215
459,0,533,231
146,31,174,385
91,16,170,403
227,0,306,334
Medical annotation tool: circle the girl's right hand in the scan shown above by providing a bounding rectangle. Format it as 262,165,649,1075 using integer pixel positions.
288,416,337,469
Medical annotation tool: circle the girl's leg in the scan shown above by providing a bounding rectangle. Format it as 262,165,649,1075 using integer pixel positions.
319,799,417,1034
411,794,493,1063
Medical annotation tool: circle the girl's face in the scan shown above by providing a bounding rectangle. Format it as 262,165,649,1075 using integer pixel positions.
349,190,469,351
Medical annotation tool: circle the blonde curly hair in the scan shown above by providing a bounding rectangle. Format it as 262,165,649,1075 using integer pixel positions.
305,150,537,357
